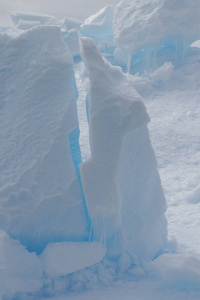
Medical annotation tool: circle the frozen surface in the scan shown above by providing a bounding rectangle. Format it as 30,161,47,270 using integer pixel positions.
40,241,106,278
0,25,88,254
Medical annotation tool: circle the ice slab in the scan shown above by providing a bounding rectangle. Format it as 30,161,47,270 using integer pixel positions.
10,11,57,27
114,0,200,52
0,25,89,253
79,37,166,259
81,5,114,40
40,241,106,278
0,230,42,299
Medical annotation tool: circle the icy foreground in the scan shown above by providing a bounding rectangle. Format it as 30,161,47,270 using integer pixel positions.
1,0,200,299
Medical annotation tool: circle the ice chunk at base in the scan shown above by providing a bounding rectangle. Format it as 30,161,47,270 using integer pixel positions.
80,37,166,260
0,26,89,254
0,230,42,299
40,241,106,278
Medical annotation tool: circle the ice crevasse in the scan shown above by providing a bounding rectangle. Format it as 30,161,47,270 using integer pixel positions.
0,21,167,297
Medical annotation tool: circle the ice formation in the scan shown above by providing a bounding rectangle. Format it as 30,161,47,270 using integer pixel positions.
3,0,200,298
81,5,114,41
0,25,88,254
114,0,200,52
0,230,42,299
80,36,167,259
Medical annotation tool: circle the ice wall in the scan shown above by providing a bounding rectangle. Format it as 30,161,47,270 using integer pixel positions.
113,0,200,73
0,25,89,254
80,37,167,260
114,0,200,52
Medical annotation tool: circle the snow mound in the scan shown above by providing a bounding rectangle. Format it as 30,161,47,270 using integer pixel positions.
40,241,106,278
0,25,89,254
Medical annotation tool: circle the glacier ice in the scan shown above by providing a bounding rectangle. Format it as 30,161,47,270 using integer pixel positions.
81,5,114,41
0,4,176,298
80,5,115,55
80,36,167,260
0,230,42,299
113,0,200,74
0,25,89,254
114,0,200,52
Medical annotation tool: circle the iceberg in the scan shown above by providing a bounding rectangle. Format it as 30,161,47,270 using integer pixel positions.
80,5,115,54
113,0,200,73
0,25,89,254
0,230,42,299
0,5,173,298
114,0,200,52
80,36,167,260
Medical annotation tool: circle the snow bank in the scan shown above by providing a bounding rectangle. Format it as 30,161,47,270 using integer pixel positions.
0,25,89,254
80,36,167,260
114,0,200,52
0,230,42,299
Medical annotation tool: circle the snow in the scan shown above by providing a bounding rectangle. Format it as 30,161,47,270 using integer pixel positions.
1,1,200,300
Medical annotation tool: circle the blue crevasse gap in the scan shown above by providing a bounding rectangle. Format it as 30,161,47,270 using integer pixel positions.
68,127,82,183
68,127,91,235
